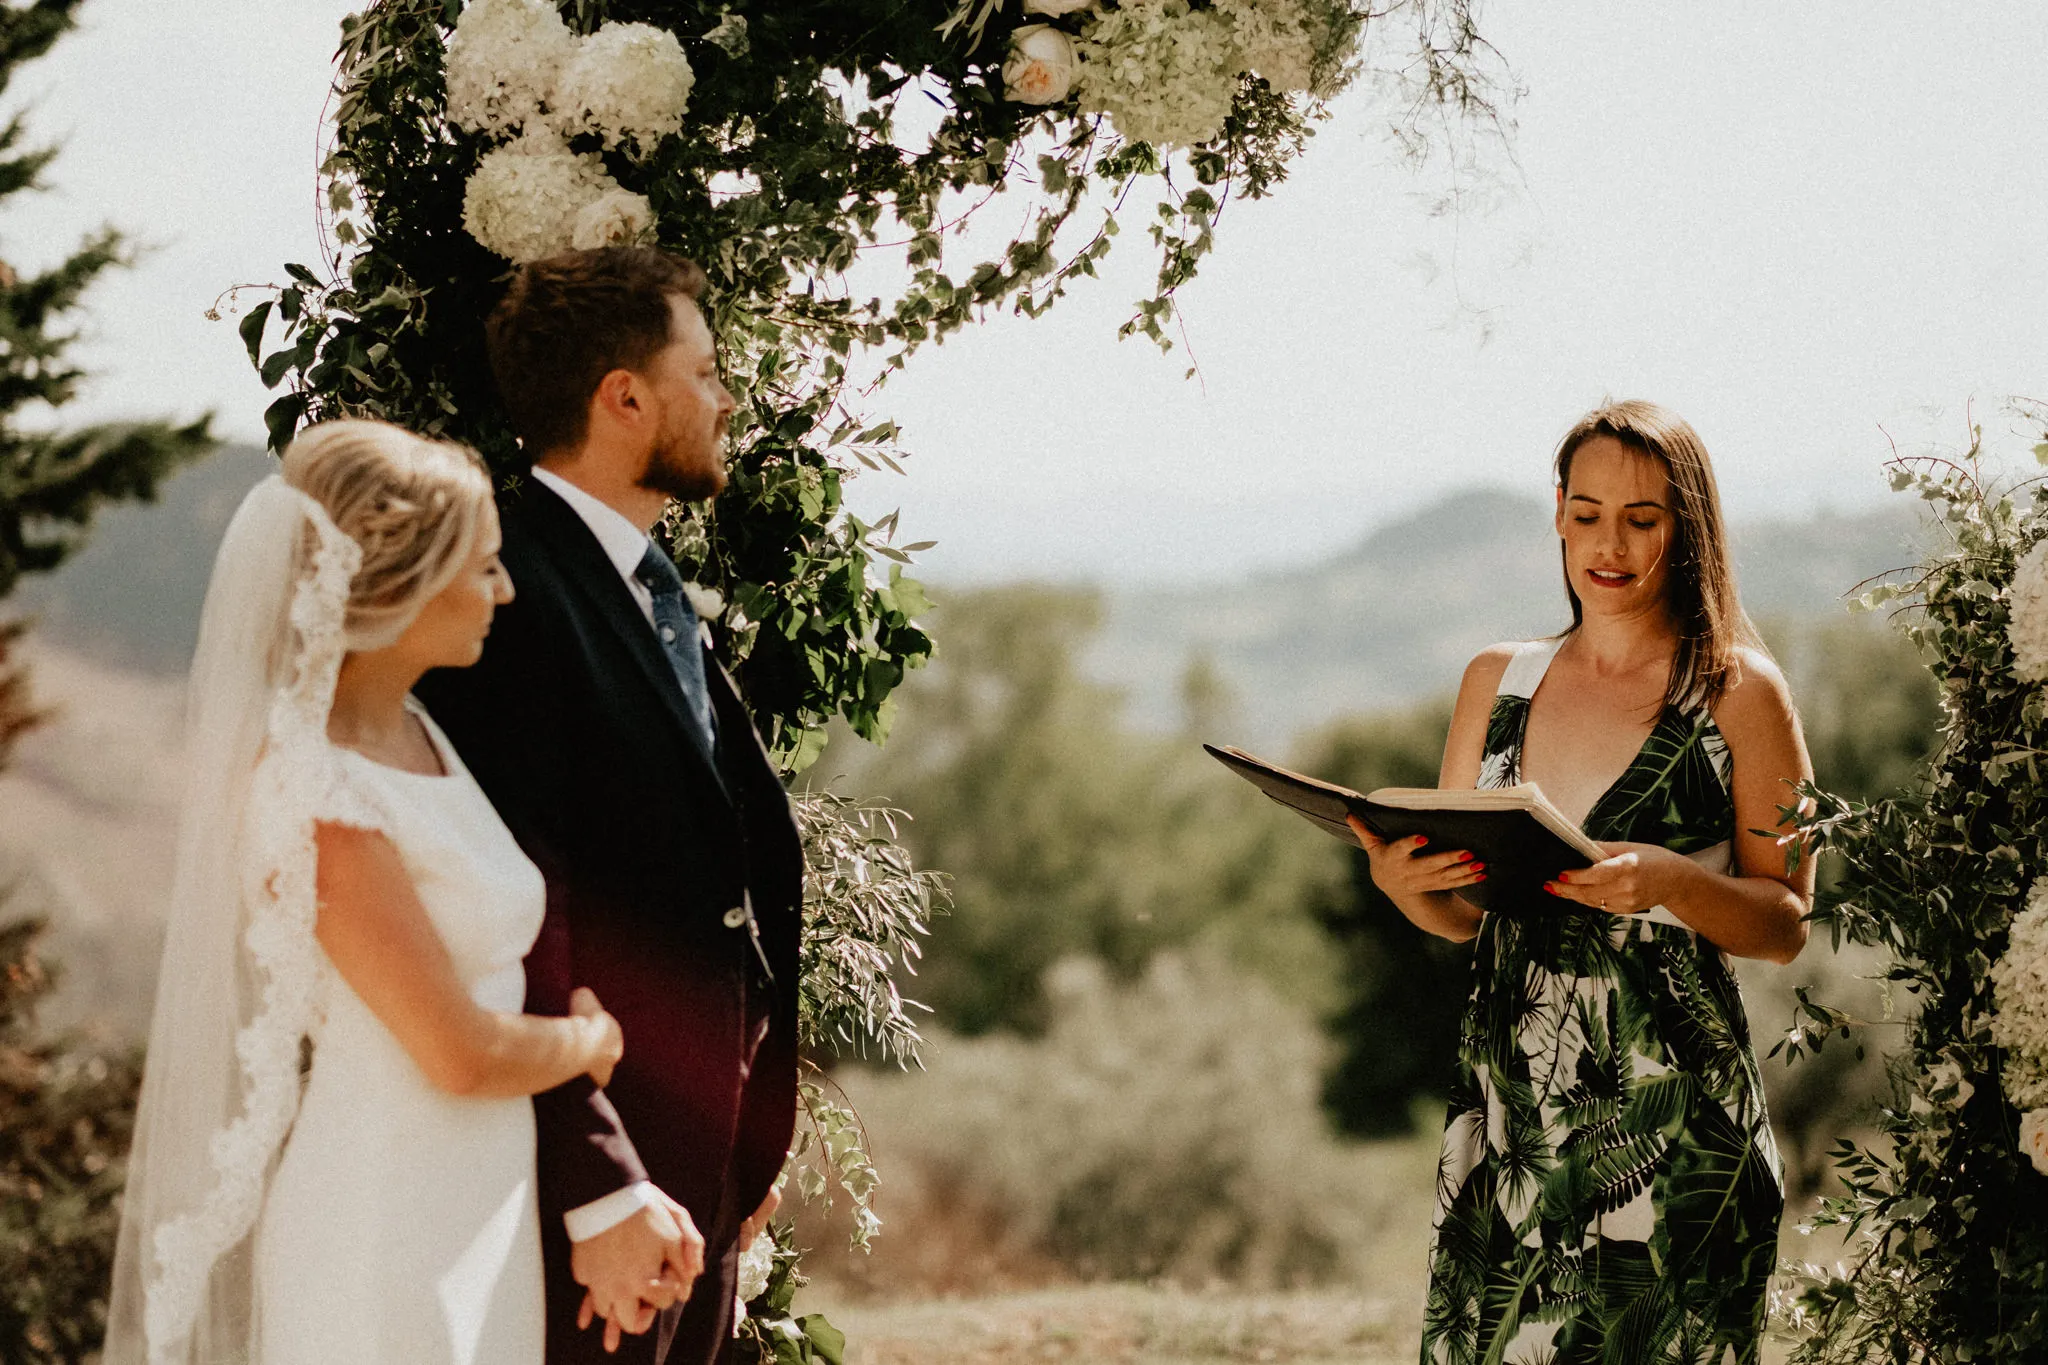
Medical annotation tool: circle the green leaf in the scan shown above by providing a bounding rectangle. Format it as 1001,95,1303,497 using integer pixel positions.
238,300,273,365
798,1314,846,1365
259,348,296,390
264,392,308,451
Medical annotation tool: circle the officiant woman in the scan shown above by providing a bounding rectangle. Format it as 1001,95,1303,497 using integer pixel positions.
1350,399,1811,1364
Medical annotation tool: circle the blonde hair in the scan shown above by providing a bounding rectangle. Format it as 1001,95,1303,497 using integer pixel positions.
280,419,495,651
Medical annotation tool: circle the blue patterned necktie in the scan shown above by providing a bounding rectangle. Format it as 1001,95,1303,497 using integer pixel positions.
634,542,719,758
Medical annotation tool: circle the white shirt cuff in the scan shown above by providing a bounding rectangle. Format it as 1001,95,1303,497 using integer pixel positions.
564,1181,660,1243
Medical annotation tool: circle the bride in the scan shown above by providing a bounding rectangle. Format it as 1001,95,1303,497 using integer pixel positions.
104,419,631,1365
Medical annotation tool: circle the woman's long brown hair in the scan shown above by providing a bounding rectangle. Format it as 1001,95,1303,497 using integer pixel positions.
1553,400,1763,714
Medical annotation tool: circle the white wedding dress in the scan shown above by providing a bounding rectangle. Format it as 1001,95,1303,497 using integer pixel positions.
252,699,547,1365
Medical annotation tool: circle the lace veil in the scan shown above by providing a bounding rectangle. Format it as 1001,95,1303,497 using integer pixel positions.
103,475,365,1365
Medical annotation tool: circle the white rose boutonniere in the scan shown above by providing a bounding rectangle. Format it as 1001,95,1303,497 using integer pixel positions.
2022,1108,2048,1176
1003,25,1079,105
682,581,726,624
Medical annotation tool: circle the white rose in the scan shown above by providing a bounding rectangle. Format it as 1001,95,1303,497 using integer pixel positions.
1023,0,1095,14
734,1230,775,1303
1003,25,1078,105
569,188,654,249
2021,1108,2048,1176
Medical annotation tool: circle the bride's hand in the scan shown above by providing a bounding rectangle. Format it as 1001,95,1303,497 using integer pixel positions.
571,987,625,1088
1347,815,1485,898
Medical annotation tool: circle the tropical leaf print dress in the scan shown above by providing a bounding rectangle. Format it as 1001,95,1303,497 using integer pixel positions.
1422,638,1784,1365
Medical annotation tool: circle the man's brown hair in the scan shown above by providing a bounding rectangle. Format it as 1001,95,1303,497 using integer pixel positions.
485,246,708,457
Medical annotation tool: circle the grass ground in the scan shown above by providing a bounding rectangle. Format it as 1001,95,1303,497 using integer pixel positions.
811,1279,1813,1365
810,1284,1420,1365
803,1192,1844,1365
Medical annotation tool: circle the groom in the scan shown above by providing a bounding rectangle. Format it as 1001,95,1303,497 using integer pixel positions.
417,246,801,1364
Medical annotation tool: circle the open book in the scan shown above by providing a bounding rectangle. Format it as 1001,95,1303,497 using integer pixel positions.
1204,743,1683,926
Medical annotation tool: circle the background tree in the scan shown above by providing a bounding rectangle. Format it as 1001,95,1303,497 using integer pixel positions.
0,2,212,597
839,584,1344,1037
0,3,213,1359
1294,699,1463,1137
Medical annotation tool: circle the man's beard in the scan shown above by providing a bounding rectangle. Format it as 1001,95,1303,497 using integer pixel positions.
641,429,726,503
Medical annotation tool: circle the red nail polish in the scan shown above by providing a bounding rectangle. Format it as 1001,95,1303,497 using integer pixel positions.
1457,851,1473,863
1474,872,1487,882
1472,862,1486,872
1415,836,1428,847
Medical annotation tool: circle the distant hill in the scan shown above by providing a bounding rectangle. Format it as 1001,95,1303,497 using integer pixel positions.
1086,488,1928,747
12,442,274,673
5,443,1928,746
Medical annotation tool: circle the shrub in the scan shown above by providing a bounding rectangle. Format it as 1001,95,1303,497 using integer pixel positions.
835,952,1429,1289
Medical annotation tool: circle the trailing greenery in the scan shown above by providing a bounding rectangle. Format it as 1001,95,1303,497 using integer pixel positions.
1777,423,2048,1362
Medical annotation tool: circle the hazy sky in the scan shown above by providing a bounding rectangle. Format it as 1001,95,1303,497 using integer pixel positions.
15,2,2048,585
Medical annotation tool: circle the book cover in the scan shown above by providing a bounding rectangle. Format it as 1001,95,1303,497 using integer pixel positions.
1204,743,1673,922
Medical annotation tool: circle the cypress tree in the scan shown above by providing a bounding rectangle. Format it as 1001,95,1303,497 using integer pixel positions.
0,0,213,599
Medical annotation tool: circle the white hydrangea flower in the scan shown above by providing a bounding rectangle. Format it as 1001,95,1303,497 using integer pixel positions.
1076,0,1241,148
445,0,577,137
734,1230,775,1303
462,129,620,263
569,187,654,250
1003,25,1080,105
554,21,694,153
1214,0,1317,93
2009,537,2048,683
1990,880,2048,1110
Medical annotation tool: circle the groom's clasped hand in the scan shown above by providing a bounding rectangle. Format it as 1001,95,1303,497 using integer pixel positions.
567,1184,780,1353
572,1186,703,1353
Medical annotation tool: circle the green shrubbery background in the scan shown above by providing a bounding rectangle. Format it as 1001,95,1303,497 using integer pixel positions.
787,587,1939,1289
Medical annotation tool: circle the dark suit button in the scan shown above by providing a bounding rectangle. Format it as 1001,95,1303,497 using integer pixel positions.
722,905,748,929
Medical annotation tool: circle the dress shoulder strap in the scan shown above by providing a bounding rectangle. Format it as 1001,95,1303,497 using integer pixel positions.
1496,637,1565,702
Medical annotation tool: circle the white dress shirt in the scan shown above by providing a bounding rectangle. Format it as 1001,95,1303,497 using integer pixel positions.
530,465,656,629
528,465,664,1244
